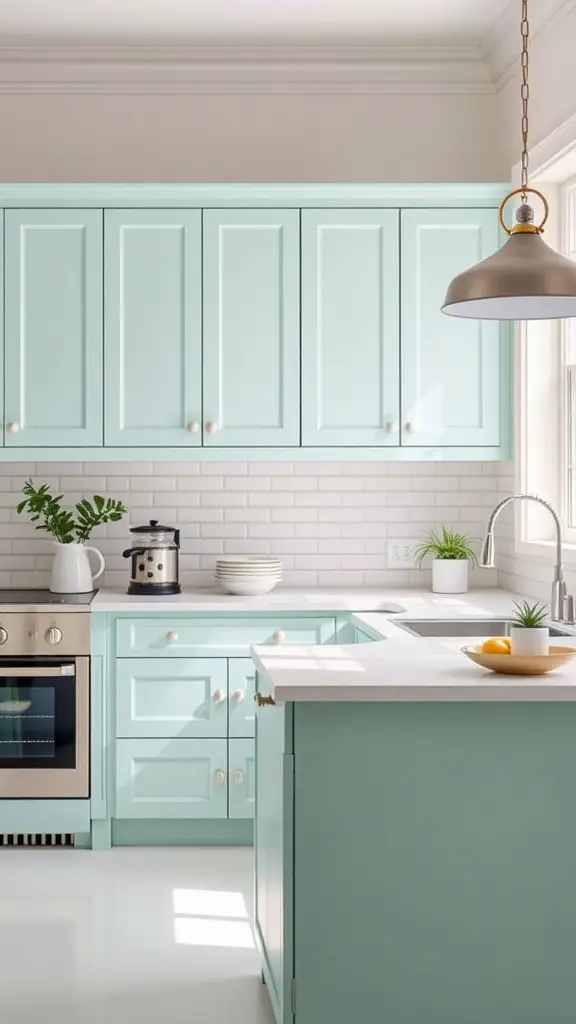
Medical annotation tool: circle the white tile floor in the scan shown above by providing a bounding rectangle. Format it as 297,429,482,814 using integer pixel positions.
0,847,275,1024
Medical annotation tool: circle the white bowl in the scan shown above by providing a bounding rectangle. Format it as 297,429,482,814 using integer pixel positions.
215,567,283,576
216,576,281,596
216,556,282,567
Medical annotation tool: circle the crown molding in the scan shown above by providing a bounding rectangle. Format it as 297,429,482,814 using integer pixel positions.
482,0,575,88
0,42,494,95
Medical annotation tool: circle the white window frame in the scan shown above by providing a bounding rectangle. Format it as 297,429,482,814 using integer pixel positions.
514,116,576,566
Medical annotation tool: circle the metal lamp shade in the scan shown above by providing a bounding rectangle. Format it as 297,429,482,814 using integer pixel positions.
442,232,576,320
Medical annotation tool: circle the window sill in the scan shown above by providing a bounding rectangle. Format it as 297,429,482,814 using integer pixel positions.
515,538,576,567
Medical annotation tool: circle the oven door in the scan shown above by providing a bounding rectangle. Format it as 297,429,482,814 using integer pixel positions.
0,658,89,798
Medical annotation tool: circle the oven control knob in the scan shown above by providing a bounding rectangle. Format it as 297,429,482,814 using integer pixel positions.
45,626,63,645
0,627,7,645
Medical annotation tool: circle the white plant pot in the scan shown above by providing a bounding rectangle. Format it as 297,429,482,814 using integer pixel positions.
50,541,105,595
431,559,469,594
509,625,549,656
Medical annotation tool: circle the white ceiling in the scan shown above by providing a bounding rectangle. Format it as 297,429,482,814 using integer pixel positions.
0,0,512,44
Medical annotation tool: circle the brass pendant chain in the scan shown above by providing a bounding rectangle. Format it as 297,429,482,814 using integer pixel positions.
520,0,530,201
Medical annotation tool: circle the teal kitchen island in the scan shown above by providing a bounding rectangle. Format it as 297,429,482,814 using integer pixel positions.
251,634,576,1024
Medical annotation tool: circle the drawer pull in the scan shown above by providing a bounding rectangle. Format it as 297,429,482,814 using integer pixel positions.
213,689,226,704
255,692,276,707
213,770,226,787
231,688,245,703
166,631,179,643
233,770,245,786
205,421,219,434
272,630,286,644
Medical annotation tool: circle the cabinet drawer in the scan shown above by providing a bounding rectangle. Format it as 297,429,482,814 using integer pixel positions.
116,617,336,657
115,738,227,819
229,659,256,738
116,658,228,739
229,739,255,820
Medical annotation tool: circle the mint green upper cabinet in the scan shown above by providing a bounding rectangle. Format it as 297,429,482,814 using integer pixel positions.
105,210,202,447
202,210,300,447
4,210,103,447
401,209,502,447
301,210,400,447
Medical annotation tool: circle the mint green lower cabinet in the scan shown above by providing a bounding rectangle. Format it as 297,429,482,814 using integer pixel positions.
116,617,336,658
256,701,576,1024
255,698,294,1024
228,739,255,819
229,659,256,738
115,738,228,819
116,658,228,739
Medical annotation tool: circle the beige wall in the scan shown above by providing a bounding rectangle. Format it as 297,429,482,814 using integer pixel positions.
497,5,576,172
0,91,503,182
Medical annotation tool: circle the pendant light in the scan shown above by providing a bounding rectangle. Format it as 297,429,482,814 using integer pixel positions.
442,0,576,321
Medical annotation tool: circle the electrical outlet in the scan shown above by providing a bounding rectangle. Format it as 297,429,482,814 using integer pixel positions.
387,539,419,568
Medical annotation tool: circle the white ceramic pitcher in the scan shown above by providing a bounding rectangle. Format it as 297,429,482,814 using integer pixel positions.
50,541,105,594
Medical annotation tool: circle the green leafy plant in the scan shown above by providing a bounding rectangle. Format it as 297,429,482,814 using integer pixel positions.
414,526,478,568
511,600,548,628
17,479,127,544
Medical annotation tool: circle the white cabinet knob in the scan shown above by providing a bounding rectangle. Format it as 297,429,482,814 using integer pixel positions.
213,689,226,704
231,688,246,703
386,422,398,434
187,421,200,434
166,631,179,643
6,422,20,434
205,421,219,434
405,422,416,434
213,770,226,787
272,630,286,644
233,770,245,786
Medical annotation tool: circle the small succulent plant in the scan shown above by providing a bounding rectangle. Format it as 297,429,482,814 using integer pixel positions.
511,600,548,628
414,526,478,568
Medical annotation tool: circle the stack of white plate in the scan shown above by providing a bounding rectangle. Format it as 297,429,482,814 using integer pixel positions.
215,556,283,596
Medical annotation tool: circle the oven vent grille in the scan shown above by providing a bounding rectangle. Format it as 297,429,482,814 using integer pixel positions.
0,833,75,848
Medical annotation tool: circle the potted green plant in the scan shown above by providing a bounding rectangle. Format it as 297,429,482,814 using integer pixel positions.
414,526,478,594
17,480,127,595
510,601,549,656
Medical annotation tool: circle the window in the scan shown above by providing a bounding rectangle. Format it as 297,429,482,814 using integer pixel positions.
561,177,576,541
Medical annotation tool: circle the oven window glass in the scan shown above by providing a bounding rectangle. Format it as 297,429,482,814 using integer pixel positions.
0,667,76,770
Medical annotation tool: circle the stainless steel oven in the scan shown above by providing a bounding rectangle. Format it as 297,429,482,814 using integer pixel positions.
0,608,90,799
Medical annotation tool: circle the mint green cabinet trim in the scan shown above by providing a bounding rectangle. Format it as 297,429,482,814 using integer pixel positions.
105,209,202,446
228,738,256,819
4,209,103,447
111,818,253,846
401,208,502,447
302,209,400,447
90,655,106,819
91,818,112,851
0,212,4,442
0,444,509,461
0,800,90,834
229,659,256,738
116,737,228,819
115,658,228,739
254,700,294,1024
0,183,510,208
203,209,300,447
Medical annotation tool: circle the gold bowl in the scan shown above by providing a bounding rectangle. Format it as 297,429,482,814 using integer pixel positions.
462,645,576,676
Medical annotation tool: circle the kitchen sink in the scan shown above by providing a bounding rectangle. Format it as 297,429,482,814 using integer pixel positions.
395,618,572,638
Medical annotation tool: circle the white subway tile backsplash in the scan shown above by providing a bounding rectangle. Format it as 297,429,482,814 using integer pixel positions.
0,460,503,589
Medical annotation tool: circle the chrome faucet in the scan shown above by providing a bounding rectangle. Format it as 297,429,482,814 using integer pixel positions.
480,494,566,621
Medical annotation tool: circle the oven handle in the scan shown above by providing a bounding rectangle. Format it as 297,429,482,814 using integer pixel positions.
0,666,74,677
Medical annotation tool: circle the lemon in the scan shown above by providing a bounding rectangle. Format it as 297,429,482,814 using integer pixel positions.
481,637,512,655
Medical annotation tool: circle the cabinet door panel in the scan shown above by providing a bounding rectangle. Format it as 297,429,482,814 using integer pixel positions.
229,738,255,819
116,658,228,739
203,210,300,446
4,209,103,447
228,659,256,738
115,738,227,819
302,210,400,446
105,210,202,446
401,209,501,447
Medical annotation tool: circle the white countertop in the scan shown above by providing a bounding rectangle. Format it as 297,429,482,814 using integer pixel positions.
92,587,410,613
249,589,576,703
